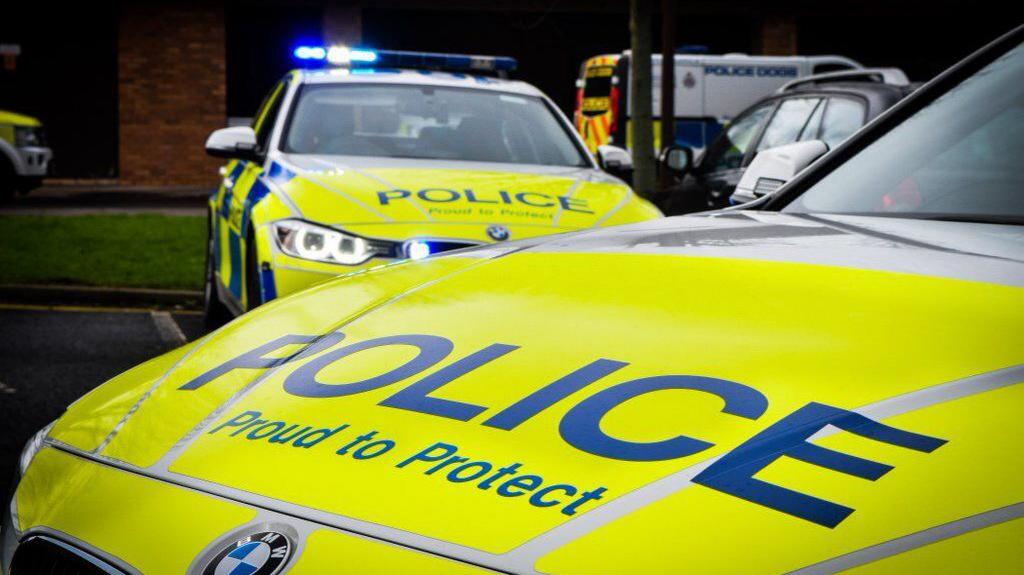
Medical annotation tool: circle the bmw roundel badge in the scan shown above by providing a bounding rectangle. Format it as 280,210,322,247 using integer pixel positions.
486,224,510,241
203,531,292,575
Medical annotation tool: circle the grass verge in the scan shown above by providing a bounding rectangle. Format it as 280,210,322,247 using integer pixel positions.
0,214,205,290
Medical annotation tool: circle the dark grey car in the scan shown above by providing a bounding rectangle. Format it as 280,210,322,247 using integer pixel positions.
661,70,916,214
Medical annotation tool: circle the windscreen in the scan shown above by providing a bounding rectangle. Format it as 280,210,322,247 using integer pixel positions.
784,42,1024,224
285,84,589,167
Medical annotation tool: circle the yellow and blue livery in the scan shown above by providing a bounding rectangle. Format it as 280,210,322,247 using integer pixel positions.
201,49,661,325
4,29,1024,575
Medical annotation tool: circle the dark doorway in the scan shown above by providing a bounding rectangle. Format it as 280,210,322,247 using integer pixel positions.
0,5,118,178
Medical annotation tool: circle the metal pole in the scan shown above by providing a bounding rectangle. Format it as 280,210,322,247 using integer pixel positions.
630,0,656,199
658,0,676,193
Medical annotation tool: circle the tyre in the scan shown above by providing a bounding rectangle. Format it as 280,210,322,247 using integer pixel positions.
16,176,43,196
0,160,15,203
203,217,233,330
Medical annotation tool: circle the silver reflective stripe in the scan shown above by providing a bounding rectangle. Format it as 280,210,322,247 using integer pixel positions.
300,159,396,222
150,256,500,473
551,179,583,227
786,503,1024,575
589,189,633,227
93,340,209,454
310,157,436,222
503,364,1024,570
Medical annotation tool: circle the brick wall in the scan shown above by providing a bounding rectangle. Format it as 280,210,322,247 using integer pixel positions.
760,14,798,56
118,3,226,186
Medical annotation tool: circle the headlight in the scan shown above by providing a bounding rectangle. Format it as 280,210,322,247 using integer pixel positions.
14,126,44,147
273,219,389,265
18,422,55,478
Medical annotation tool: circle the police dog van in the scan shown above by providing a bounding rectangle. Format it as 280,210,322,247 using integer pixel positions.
574,50,861,153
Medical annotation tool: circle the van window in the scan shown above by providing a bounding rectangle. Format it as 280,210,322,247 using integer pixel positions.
812,63,856,74
584,74,614,99
757,98,822,151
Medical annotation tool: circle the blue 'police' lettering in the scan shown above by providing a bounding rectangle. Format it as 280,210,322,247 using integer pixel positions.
559,375,769,461
559,196,594,214
417,188,460,203
692,401,947,528
377,189,411,205
483,359,628,430
179,332,344,390
464,189,497,204
283,334,453,398
515,192,555,207
375,188,590,211
380,343,519,420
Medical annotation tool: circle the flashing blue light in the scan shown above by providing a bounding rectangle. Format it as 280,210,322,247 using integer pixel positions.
407,240,432,260
293,46,327,61
350,49,378,63
292,45,515,73
371,50,517,73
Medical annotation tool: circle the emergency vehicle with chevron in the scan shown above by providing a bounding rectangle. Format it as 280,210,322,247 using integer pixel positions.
200,47,661,326
573,50,861,153
4,26,1023,575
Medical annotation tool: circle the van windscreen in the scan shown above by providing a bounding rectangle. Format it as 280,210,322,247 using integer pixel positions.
584,75,613,99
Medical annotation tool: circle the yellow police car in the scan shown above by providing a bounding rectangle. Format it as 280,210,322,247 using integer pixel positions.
0,110,51,200
202,47,661,326
5,28,1023,575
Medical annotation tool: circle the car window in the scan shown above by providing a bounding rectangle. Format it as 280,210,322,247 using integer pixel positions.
798,100,825,141
819,98,866,148
253,79,288,152
785,42,1024,223
284,84,589,167
702,102,773,172
757,97,822,151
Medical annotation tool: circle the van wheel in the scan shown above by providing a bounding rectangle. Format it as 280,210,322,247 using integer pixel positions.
0,160,15,203
203,220,233,329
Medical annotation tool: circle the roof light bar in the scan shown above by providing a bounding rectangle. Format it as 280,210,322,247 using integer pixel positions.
292,45,517,73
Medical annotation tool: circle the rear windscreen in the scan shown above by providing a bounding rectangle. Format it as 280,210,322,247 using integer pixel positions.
583,75,613,99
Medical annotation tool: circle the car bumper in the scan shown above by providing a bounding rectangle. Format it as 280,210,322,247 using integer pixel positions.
15,146,52,177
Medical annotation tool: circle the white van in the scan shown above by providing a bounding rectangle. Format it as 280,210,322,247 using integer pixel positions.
574,51,861,153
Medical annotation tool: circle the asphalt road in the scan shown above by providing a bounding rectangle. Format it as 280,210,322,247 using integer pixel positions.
0,306,206,496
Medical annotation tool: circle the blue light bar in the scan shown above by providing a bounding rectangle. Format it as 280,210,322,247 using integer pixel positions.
292,45,516,73
293,46,327,61
369,50,517,73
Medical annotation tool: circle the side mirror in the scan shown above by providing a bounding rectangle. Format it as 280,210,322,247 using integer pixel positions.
658,145,693,176
596,145,633,176
731,140,829,205
205,126,260,162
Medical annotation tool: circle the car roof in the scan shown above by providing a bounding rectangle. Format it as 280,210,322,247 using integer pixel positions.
294,68,546,97
772,81,914,114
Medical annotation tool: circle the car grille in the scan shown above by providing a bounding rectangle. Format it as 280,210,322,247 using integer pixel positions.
9,535,126,575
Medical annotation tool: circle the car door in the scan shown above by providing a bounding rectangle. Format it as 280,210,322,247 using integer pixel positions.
214,78,289,307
